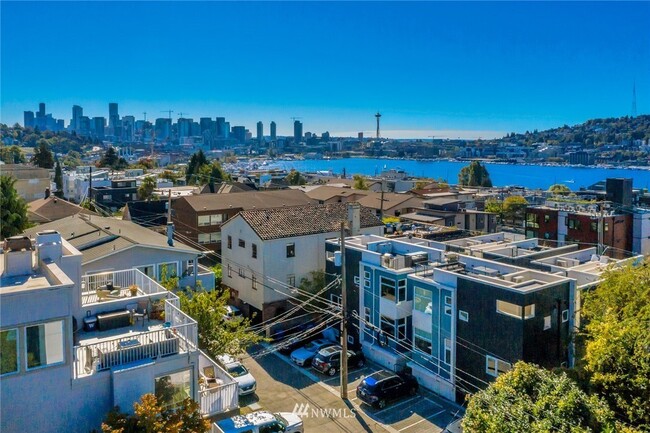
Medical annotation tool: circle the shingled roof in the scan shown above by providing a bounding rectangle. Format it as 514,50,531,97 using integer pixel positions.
235,203,382,240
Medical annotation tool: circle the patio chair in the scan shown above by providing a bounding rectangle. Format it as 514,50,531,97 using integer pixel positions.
132,299,149,327
96,285,122,301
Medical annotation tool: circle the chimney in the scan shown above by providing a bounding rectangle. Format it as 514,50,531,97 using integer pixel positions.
36,230,63,263
347,202,361,236
3,236,34,277
45,188,50,199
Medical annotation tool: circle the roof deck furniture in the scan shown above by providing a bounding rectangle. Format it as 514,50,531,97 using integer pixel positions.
96,283,123,301
127,300,149,327
96,310,132,331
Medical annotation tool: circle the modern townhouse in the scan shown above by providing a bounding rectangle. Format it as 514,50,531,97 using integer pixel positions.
221,203,383,322
23,214,214,290
63,166,112,203
90,177,138,212
0,232,237,433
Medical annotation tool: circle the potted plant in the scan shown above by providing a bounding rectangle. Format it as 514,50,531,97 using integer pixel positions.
129,284,139,297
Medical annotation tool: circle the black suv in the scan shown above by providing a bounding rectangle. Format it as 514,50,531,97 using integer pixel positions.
356,370,419,409
311,346,365,376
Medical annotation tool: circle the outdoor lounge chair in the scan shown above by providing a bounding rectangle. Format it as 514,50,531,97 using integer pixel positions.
96,284,123,301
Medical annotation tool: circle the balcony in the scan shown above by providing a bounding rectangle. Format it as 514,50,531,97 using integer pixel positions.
198,350,239,417
81,269,168,306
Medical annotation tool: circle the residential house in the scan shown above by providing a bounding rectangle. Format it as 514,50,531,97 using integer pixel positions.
172,190,315,257
401,198,497,233
23,214,214,290
90,178,138,212
1,164,51,202
63,167,111,203
28,193,96,224
221,203,383,322
0,232,237,433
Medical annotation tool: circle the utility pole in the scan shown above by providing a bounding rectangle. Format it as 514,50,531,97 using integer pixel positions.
340,221,348,400
379,180,386,221
597,202,606,255
88,166,92,205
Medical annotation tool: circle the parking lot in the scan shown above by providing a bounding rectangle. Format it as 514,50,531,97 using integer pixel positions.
258,344,463,433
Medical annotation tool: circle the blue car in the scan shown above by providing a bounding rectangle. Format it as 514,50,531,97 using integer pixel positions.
290,339,337,367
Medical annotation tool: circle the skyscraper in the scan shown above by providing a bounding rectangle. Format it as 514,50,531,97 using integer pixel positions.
24,111,35,128
38,103,45,118
178,118,193,140
155,118,171,141
293,120,303,144
257,121,263,145
200,117,213,133
216,117,227,138
72,105,83,131
270,121,277,141
92,117,105,139
231,126,246,143
108,102,120,136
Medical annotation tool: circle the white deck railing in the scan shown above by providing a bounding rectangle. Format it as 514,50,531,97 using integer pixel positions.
198,350,239,417
81,269,168,305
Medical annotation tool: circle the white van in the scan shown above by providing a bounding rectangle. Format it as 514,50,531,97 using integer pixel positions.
213,410,303,433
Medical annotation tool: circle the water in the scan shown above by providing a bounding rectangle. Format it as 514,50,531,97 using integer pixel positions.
271,158,650,190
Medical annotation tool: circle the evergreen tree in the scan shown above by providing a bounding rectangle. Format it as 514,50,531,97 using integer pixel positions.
458,161,492,187
185,150,208,183
54,160,63,197
31,139,54,168
1,175,30,239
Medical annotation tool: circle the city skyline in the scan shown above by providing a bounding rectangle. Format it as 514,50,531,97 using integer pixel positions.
2,1,649,139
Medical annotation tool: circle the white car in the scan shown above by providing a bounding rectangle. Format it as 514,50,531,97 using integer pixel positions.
217,354,257,396
214,410,303,433
223,305,243,321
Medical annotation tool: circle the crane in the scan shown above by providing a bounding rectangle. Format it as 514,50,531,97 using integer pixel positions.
177,112,190,119
160,110,174,120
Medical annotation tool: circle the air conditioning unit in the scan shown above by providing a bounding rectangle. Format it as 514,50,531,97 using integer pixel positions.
512,275,525,284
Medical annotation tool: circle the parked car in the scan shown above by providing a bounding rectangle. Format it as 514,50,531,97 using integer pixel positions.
356,370,419,409
223,305,243,321
217,354,256,396
311,346,365,376
290,339,338,367
214,410,303,433
274,323,320,355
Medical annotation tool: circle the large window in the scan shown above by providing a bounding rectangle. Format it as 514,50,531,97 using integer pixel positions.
155,369,192,410
414,287,432,315
26,320,64,370
380,276,396,301
198,214,224,226
198,215,211,226
158,262,178,281
496,300,523,319
210,214,224,225
380,315,395,338
286,243,295,258
414,328,432,355
397,318,407,341
486,355,512,377
397,279,407,303
136,265,155,278
1,329,18,375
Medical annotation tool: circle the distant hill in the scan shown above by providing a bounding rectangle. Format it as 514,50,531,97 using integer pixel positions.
498,115,650,147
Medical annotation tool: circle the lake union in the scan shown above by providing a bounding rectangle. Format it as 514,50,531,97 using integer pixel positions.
273,158,650,190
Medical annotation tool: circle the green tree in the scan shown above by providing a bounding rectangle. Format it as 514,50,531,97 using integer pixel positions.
484,198,504,223
458,161,492,187
210,264,222,288
353,174,369,190
31,139,54,168
463,362,614,433
178,289,264,357
54,160,63,197
185,150,208,184
99,147,128,170
99,393,209,433
0,145,26,164
285,169,306,186
1,175,30,239
548,184,571,195
581,260,650,429
62,150,82,167
503,195,528,225
137,176,157,201
196,161,230,191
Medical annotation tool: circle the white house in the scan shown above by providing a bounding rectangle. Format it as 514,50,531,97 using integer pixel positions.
0,231,237,433
220,202,384,321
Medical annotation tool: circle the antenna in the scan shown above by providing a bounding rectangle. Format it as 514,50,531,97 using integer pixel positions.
632,80,637,118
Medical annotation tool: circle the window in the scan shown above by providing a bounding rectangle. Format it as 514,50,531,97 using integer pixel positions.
136,265,155,278
210,232,221,243
102,194,111,201
486,355,511,377
331,294,342,305
364,307,371,325
252,276,258,290
568,219,581,230
158,262,178,281
443,338,452,365
238,268,245,278
227,235,232,249
155,369,191,411
590,221,598,232
353,276,360,287
496,300,523,319
380,315,395,338
198,215,210,226
397,279,407,303
444,296,452,316
198,233,210,244
363,271,371,280
238,239,245,248
544,214,551,223
562,309,569,323
286,243,295,258
544,316,552,330
287,274,295,287
414,328,432,355
210,214,224,225
252,243,257,259
380,276,396,301
227,264,232,278
459,310,469,322
414,287,432,315
1,329,18,375
526,213,539,229
523,304,535,319
397,318,407,341
604,222,609,232
26,320,64,370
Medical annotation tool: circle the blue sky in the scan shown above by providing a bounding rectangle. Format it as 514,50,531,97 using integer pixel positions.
1,1,649,139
